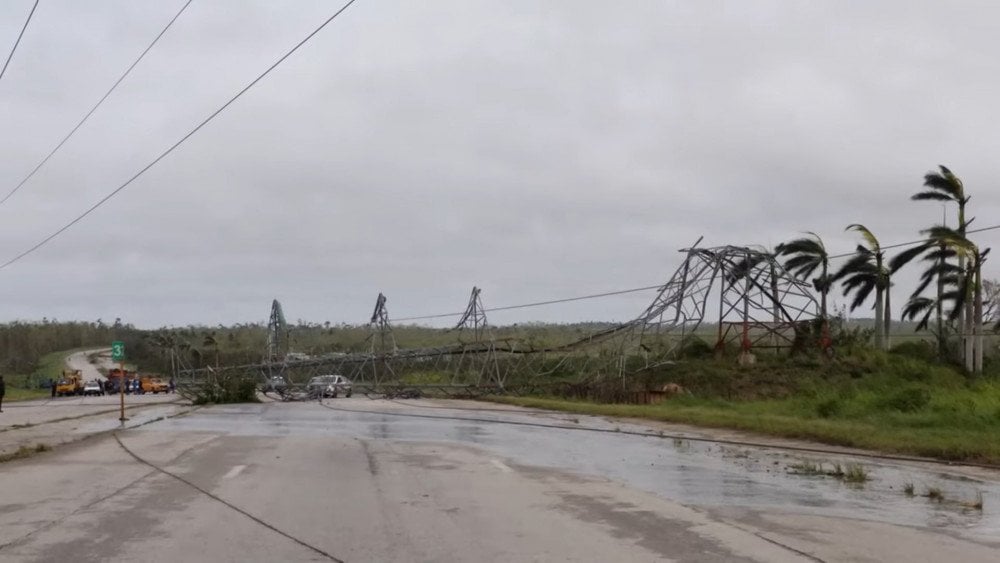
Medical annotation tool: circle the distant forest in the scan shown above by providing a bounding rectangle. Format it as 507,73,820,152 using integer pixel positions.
0,315,940,388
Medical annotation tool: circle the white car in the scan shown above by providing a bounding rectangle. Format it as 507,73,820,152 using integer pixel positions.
83,381,103,396
306,375,352,398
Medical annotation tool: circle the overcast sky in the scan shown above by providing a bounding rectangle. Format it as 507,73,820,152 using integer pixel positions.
0,0,997,329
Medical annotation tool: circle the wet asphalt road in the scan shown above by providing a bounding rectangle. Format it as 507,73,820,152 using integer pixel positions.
0,397,998,562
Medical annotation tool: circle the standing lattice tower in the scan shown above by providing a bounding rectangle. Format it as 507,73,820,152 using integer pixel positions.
453,287,503,388
265,299,288,377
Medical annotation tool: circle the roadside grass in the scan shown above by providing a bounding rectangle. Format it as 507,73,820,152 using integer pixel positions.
4,387,48,402
0,443,51,464
5,347,98,402
487,367,1000,465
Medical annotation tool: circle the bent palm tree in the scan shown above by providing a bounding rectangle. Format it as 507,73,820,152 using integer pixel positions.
914,165,968,231
835,225,891,350
911,165,971,360
776,233,832,352
894,225,988,372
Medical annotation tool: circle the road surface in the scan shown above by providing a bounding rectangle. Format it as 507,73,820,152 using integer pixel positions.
64,348,114,381
0,397,998,562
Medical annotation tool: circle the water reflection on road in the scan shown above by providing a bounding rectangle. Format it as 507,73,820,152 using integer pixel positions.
151,401,1000,541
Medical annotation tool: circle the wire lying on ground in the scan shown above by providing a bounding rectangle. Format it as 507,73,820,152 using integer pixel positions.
112,433,344,562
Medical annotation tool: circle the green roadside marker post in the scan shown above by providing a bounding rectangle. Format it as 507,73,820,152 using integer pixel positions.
112,341,127,422
111,341,125,362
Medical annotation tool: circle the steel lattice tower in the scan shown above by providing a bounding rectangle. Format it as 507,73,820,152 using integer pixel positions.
453,287,503,387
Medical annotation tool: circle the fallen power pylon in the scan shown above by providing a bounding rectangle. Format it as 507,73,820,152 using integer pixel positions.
177,238,822,396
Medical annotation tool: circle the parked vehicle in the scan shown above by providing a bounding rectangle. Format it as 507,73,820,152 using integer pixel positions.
140,376,169,394
56,370,84,396
306,375,352,398
105,368,137,394
263,375,288,393
82,380,102,396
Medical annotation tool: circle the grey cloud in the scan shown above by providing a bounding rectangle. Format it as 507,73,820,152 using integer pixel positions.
0,0,997,327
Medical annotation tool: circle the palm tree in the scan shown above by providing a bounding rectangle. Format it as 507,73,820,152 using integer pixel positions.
895,225,988,372
914,165,969,232
835,225,891,350
911,165,970,359
203,332,219,368
776,233,832,352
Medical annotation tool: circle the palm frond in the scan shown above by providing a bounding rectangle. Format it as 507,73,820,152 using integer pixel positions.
901,296,936,330
833,253,874,282
776,238,824,256
725,254,767,287
889,242,933,273
848,280,876,311
911,191,955,202
846,224,880,251
922,165,964,200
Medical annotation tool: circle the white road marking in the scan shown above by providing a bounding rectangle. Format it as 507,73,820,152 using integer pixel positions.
490,459,512,473
222,464,247,479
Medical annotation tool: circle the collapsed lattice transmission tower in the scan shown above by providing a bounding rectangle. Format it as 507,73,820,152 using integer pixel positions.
452,286,503,387
618,241,822,365
363,292,397,384
179,240,824,396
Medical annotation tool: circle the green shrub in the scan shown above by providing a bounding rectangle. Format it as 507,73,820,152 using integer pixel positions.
676,337,714,360
889,340,937,362
816,398,842,418
878,387,931,413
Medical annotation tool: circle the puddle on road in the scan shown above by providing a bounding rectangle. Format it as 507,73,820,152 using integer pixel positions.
147,403,1000,541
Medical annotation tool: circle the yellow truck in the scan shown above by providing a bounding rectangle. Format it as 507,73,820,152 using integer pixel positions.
56,370,84,396
140,376,169,394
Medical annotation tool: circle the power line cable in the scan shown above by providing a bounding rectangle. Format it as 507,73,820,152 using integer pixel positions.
0,0,194,208
0,0,359,271
828,223,1000,260
0,0,39,83
394,284,664,322
394,225,1000,323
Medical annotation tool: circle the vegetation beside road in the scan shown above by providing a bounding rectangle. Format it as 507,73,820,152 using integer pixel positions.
490,348,1000,465
5,348,90,402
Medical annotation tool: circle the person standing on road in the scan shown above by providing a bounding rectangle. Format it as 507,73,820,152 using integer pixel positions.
0,375,6,412
51,378,57,398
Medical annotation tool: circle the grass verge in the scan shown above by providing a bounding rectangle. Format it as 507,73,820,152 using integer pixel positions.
5,347,93,402
485,392,1000,466
0,443,51,463
4,387,48,402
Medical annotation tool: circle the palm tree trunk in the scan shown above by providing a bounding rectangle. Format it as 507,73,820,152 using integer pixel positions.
771,263,780,350
959,202,968,366
883,282,892,351
936,244,945,360
964,263,975,373
974,260,984,374
819,262,829,320
874,288,884,350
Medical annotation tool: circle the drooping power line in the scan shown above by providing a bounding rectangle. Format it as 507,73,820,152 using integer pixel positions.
0,0,40,83
0,0,359,271
0,0,194,208
393,284,665,322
